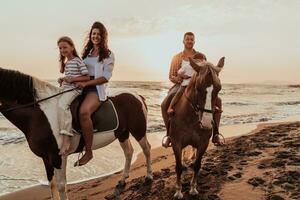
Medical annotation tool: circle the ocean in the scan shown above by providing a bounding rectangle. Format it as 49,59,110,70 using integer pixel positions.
0,81,300,195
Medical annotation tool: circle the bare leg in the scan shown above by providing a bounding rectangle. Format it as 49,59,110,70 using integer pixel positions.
75,92,101,166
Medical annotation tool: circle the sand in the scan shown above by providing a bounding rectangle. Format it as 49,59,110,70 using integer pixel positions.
1,121,299,200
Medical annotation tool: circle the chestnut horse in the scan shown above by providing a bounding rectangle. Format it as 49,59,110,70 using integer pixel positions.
0,68,152,200
161,57,225,198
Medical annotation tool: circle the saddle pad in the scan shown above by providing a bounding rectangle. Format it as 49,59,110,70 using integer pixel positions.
73,99,119,134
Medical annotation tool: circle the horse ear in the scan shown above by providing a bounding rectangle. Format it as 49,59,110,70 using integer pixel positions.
210,68,222,92
217,57,225,68
188,57,202,73
211,57,225,74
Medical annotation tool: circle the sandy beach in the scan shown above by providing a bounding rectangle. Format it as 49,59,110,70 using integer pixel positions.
1,120,299,200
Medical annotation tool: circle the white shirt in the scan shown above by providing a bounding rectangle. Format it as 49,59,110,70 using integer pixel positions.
83,52,115,101
83,56,98,76
178,60,196,86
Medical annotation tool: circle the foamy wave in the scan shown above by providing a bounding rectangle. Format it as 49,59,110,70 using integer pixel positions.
275,101,300,106
225,102,253,106
0,129,25,145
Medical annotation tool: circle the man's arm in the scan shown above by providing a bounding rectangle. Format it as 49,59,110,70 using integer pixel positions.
169,54,182,84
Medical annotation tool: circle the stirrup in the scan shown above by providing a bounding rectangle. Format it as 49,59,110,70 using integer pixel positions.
162,135,172,148
74,151,84,167
212,133,225,146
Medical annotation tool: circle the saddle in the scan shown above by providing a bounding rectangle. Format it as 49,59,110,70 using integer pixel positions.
70,95,119,135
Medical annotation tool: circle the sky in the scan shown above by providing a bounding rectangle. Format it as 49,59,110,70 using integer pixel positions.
0,0,299,83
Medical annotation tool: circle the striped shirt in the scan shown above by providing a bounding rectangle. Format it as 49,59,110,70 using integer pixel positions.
63,57,88,87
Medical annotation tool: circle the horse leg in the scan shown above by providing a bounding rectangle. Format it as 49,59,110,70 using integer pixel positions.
173,144,183,199
190,147,206,195
138,135,153,181
42,157,59,200
50,175,60,200
118,138,134,187
54,156,68,200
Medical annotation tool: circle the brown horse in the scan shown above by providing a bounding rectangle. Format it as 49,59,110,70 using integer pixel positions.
0,68,152,200
161,57,225,198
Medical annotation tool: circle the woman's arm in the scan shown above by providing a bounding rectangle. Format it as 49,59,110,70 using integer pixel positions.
64,75,90,83
76,53,114,88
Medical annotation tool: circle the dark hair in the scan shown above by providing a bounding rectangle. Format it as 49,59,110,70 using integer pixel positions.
82,21,111,62
57,36,79,73
184,32,195,38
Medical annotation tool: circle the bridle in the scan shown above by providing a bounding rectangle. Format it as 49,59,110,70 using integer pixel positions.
184,84,213,114
183,70,214,127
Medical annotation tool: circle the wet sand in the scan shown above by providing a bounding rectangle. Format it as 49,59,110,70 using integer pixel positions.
1,121,299,200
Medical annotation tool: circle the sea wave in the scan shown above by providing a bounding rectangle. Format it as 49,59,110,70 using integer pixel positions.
225,102,253,106
275,101,300,106
0,129,25,145
288,84,300,88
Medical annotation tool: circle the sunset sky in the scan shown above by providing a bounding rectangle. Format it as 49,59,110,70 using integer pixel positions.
0,0,299,83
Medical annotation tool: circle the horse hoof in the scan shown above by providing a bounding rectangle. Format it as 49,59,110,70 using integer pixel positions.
181,165,188,171
145,175,153,184
116,180,126,189
174,192,183,199
189,188,199,195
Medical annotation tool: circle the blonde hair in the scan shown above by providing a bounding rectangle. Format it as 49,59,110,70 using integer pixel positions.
57,36,79,73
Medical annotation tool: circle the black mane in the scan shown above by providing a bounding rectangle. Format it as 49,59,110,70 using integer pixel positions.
0,67,37,104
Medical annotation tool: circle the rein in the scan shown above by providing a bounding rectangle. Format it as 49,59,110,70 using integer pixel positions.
0,88,77,112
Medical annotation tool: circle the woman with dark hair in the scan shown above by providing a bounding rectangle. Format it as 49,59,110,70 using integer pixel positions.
74,21,115,166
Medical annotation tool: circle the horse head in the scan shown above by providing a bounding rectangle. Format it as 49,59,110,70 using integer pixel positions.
187,57,225,123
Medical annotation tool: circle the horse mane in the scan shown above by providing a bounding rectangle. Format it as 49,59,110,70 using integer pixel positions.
0,67,38,104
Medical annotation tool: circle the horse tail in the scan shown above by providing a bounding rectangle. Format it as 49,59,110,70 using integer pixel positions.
137,95,148,121
138,95,146,107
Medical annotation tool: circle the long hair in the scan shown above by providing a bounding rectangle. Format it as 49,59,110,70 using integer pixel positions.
82,21,111,62
57,36,79,73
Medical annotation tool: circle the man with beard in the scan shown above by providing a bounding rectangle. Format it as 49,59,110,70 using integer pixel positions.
161,32,223,147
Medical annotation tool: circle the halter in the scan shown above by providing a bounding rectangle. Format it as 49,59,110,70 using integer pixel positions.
183,75,214,129
0,88,77,112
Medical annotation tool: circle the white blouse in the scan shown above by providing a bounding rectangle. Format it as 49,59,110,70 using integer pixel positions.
178,60,196,86
83,56,98,76
83,52,115,101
